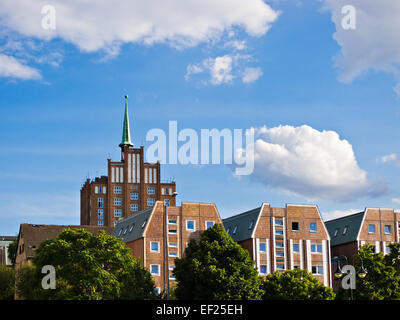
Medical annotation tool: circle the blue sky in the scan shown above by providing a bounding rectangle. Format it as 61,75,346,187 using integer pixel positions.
0,0,399,236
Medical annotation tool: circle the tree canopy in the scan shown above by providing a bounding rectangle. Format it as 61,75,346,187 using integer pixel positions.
173,224,263,300
16,228,156,300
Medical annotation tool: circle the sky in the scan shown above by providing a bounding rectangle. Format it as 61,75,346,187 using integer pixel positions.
0,0,399,236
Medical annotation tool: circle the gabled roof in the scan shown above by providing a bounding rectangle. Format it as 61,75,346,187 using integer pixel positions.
222,207,261,243
325,211,365,246
112,207,153,243
18,224,113,259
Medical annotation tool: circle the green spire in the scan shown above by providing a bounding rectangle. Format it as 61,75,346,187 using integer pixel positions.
119,95,133,148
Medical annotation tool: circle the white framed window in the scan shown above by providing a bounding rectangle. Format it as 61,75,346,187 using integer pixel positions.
259,265,267,275
97,209,103,220
312,266,324,275
292,243,300,253
276,264,285,271
311,244,322,253
368,224,376,234
291,221,300,232
130,192,138,200
275,220,284,226
147,187,155,195
97,198,103,208
275,241,284,248
384,225,392,235
205,221,214,229
113,186,122,194
309,222,317,233
164,199,170,207
168,229,177,235
186,220,195,231
97,220,103,227
95,186,99,194
150,241,160,253
276,251,284,258
169,266,176,280
130,204,138,212
259,243,266,253
114,209,122,218
168,219,177,225
150,264,160,276
275,229,284,235
169,242,178,248
113,221,118,227
141,219,147,229
169,251,178,257
113,198,122,206
147,198,155,207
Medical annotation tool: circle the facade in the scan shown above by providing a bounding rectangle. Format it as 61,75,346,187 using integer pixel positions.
80,96,176,227
223,203,332,287
113,201,223,294
0,236,17,266
15,224,113,269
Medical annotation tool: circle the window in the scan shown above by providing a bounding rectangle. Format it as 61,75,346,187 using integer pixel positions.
114,221,118,227
169,242,178,248
168,229,177,235
368,224,376,234
275,242,284,248
147,187,155,195
123,228,128,235
205,221,214,229
147,198,155,207
113,186,122,194
334,228,339,237
154,287,161,295
97,221,103,227
226,227,230,234
291,222,299,232
130,204,138,212
386,246,391,254
169,252,178,257
118,229,123,237
130,192,138,200
275,229,284,235
150,265,160,276
168,219,177,225
384,225,392,235
342,226,349,235
98,209,103,220
259,243,266,253
233,225,238,235
164,199,170,207
97,198,103,208
165,188,169,195
276,264,285,270
150,242,159,253
249,220,254,230
311,244,322,253
292,243,300,253
312,266,324,275
259,265,267,275
309,222,317,233
169,266,176,280
276,251,284,258
114,209,122,218
186,220,195,231
113,198,122,206
275,220,283,226
141,219,147,229
129,224,134,233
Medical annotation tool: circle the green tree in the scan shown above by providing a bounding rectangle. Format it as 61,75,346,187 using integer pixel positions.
384,242,400,273
337,244,400,300
7,238,18,267
262,268,335,300
17,228,156,300
0,265,15,300
173,224,263,300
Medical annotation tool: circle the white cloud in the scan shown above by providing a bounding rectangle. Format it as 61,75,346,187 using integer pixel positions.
323,208,361,221
225,40,247,51
186,54,263,85
378,153,400,166
323,0,400,91
0,0,278,52
0,53,41,79
242,67,263,83
241,124,386,201
393,198,400,205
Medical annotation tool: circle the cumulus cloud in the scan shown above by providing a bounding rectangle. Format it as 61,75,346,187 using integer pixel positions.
242,67,263,83
0,0,278,52
322,0,400,92
378,153,400,166
186,54,263,85
239,124,386,201
0,53,41,79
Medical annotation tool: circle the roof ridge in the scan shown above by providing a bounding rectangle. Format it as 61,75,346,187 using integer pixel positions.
324,211,364,223
222,207,261,221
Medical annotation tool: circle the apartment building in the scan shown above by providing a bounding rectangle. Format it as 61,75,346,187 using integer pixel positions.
223,203,332,287
80,96,176,227
113,201,223,294
15,224,113,269
326,207,400,262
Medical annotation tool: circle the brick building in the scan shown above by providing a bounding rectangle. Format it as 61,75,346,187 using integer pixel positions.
223,203,332,287
113,201,223,294
0,236,17,266
15,224,113,269
326,208,400,282
80,96,176,227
